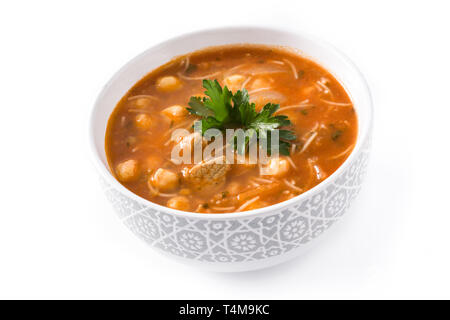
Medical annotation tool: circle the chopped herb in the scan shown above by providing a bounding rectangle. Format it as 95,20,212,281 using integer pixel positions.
185,64,197,74
331,130,343,141
187,80,296,155
301,109,308,115
221,191,229,198
297,70,305,78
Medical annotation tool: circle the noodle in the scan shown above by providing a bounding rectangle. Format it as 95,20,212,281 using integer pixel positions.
300,132,318,153
177,71,222,81
328,144,355,160
286,156,298,170
276,104,314,113
252,177,274,184
283,179,303,192
127,95,158,101
267,60,285,65
236,196,260,212
127,109,152,114
210,206,236,211
320,99,352,106
183,56,190,72
247,87,272,95
283,58,298,79
241,76,253,90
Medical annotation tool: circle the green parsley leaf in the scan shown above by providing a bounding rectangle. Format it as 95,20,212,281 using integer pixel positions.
202,79,233,123
186,79,297,155
187,96,214,118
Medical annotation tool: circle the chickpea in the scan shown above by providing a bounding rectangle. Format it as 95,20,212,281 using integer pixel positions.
167,196,190,211
149,168,179,192
263,157,290,177
134,113,152,130
116,159,139,182
161,105,188,120
223,74,245,92
156,76,182,92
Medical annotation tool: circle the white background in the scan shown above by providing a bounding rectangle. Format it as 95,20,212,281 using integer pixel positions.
0,0,449,299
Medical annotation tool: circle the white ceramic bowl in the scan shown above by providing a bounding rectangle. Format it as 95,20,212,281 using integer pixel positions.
89,27,373,272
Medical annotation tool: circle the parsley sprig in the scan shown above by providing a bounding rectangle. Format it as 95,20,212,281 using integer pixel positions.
187,79,296,155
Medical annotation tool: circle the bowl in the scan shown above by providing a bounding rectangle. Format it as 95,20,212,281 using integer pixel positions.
89,26,373,272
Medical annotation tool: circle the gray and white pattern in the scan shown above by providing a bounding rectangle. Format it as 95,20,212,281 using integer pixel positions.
100,134,371,263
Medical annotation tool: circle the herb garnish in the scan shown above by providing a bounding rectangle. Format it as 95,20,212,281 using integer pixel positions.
187,79,296,155
185,64,197,74
331,130,343,141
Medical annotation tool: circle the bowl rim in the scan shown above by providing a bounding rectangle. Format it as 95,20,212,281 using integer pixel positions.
89,25,373,220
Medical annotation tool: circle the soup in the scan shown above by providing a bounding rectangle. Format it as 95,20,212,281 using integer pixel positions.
105,45,357,213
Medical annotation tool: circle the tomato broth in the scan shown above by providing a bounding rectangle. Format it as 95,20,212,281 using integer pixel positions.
105,45,357,213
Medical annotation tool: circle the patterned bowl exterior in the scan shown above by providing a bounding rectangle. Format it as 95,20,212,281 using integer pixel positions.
99,134,371,270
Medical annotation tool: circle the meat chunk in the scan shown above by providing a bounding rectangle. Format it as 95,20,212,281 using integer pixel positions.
182,157,230,191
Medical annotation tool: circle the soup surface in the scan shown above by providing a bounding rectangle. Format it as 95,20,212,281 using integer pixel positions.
105,45,357,213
